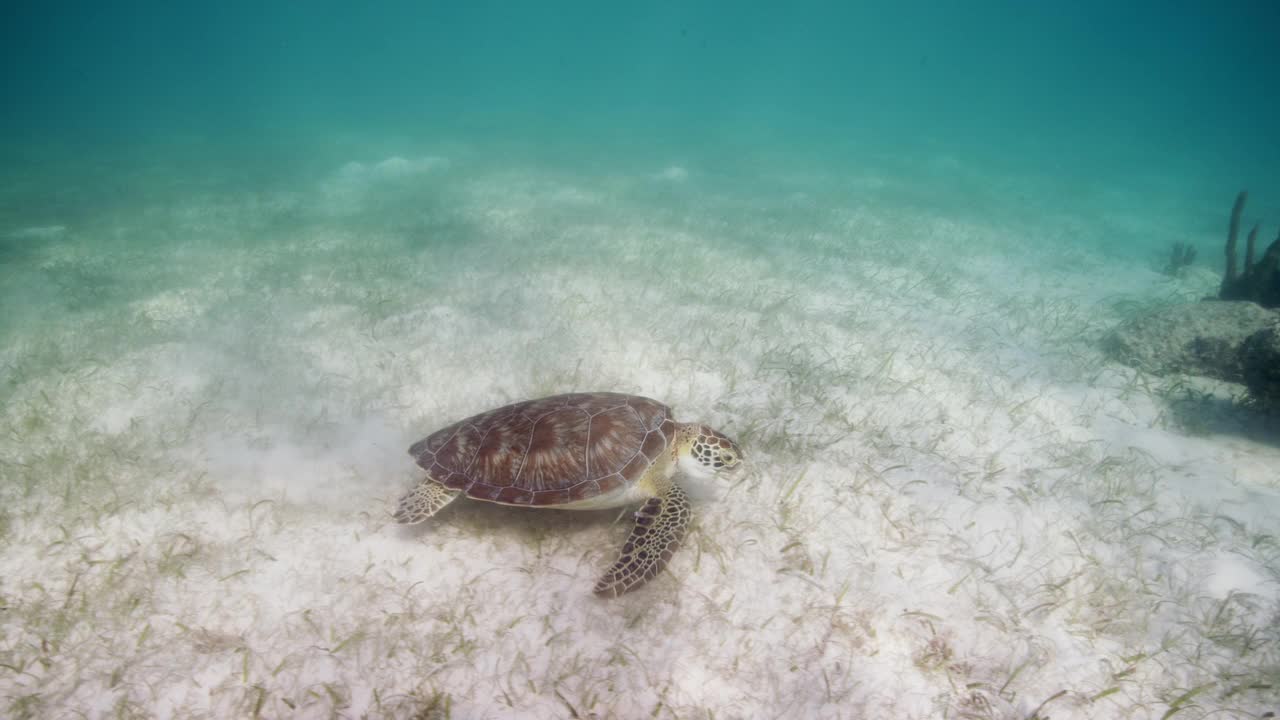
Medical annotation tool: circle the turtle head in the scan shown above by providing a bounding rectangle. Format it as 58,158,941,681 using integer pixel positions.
678,424,744,479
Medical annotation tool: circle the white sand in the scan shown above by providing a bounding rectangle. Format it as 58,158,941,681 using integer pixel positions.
1,149,1277,719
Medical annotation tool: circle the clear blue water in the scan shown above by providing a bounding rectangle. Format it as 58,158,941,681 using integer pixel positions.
5,2,1277,211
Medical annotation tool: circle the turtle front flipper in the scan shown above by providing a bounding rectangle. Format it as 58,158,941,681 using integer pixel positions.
593,483,691,597
394,477,460,524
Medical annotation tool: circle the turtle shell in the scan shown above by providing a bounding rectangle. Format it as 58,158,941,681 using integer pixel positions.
408,392,678,506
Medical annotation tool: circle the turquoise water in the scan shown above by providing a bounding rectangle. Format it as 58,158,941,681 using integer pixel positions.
6,1,1278,230
3,3,1279,719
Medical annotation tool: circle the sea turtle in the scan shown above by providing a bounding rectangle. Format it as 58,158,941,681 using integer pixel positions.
395,392,743,596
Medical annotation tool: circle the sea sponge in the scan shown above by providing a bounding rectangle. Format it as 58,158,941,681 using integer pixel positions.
1219,191,1280,308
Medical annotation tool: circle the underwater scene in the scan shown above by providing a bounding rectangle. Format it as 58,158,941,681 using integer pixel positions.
2,1,1279,718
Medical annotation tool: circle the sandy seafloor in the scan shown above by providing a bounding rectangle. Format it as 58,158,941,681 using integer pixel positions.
1,137,1277,720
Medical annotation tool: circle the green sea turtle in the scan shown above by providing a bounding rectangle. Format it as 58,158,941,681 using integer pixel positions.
395,392,743,596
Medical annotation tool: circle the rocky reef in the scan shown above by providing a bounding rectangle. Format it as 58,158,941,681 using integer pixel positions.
1106,191,1280,414
1219,191,1280,308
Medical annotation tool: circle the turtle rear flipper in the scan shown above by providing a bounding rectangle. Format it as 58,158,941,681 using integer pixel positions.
395,477,460,524
593,483,690,597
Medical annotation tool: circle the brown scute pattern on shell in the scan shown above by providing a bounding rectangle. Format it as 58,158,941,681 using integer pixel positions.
620,453,651,483
472,484,504,502
519,408,590,490
595,473,626,497
495,486,534,504
568,479,602,503
424,423,482,471
409,393,674,506
640,429,668,461
660,420,678,447
468,412,535,487
587,406,645,477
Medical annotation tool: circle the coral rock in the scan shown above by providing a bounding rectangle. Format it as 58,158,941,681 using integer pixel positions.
1104,301,1279,381
1240,322,1280,410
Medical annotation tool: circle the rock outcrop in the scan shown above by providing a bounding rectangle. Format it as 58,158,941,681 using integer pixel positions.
1104,301,1278,382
